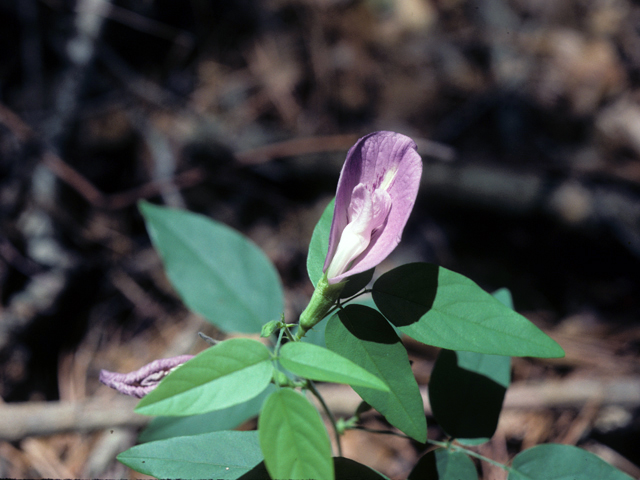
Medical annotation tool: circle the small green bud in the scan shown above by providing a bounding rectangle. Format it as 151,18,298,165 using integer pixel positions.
261,320,280,338
271,370,293,387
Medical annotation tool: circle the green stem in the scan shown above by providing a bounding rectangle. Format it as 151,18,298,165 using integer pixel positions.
275,327,285,352
308,381,342,457
428,439,511,472
350,426,412,440
320,288,372,321
338,288,372,305
296,275,345,340
283,324,295,342
350,428,511,472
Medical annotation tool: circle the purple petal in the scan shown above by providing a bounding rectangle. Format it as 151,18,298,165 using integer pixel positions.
324,131,422,284
99,355,194,398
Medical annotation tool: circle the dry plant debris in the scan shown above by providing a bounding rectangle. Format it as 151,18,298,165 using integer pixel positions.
0,0,639,478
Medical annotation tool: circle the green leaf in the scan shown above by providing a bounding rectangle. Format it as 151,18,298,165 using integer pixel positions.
139,201,284,333
334,457,391,480
492,287,514,309
371,263,564,358
138,385,275,443
239,457,391,480
308,198,334,287
429,349,510,440
340,268,375,297
325,305,427,442
136,338,273,416
509,444,634,480
279,341,389,391
433,291,512,445
238,461,271,480
408,449,478,480
117,430,263,479
299,296,382,350
259,389,334,480
306,198,374,296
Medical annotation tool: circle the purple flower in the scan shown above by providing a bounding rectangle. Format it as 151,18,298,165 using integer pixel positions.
324,131,422,284
99,355,194,398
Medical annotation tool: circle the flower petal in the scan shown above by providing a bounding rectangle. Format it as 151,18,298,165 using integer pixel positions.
324,132,422,283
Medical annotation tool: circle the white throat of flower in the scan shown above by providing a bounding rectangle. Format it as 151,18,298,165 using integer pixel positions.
326,183,392,279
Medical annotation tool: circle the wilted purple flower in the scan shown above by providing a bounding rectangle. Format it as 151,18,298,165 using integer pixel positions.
99,355,194,398
324,131,422,284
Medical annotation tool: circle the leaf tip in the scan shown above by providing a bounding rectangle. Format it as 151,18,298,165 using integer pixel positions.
547,341,566,359
137,199,154,215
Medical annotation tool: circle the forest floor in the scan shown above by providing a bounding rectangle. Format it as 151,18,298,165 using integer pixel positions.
0,0,639,478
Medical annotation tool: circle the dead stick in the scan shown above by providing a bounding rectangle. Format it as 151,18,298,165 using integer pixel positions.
0,397,147,441
234,134,360,165
314,376,640,417
1,376,638,441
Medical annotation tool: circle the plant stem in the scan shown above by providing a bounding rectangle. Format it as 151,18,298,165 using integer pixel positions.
428,439,511,472
308,381,342,457
349,428,511,472
323,288,372,319
339,288,372,305
275,327,285,353
283,324,295,342
350,425,412,440
296,275,345,340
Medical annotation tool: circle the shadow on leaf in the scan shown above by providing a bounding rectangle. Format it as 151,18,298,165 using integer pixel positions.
371,263,438,327
429,350,508,439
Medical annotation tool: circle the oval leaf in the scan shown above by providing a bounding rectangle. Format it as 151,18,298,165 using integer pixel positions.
259,389,334,480
240,457,391,480
279,341,389,391
408,449,478,480
509,444,634,480
325,305,427,442
139,385,275,443
429,349,509,441
118,430,263,479
136,338,273,416
372,263,564,358
140,201,284,333
334,457,391,480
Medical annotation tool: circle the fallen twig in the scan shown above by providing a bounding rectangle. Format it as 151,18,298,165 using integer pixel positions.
0,376,638,442
0,397,146,442
315,376,640,417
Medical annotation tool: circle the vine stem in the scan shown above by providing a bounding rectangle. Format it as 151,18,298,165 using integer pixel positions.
275,327,286,351
320,288,372,320
308,380,343,457
351,428,511,473
295,288,371,340
351,426,412,440
282,324,295,342
339,288,372,305
428,439,512,472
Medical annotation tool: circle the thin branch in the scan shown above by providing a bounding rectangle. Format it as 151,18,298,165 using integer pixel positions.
0,102,207,210
428,439,512,472
307,381,342,457
235,134,359,165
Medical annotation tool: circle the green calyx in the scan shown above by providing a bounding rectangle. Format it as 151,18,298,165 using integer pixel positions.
296,274,345,340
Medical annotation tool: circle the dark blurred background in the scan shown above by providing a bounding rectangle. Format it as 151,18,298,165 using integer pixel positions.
0,0,639,478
